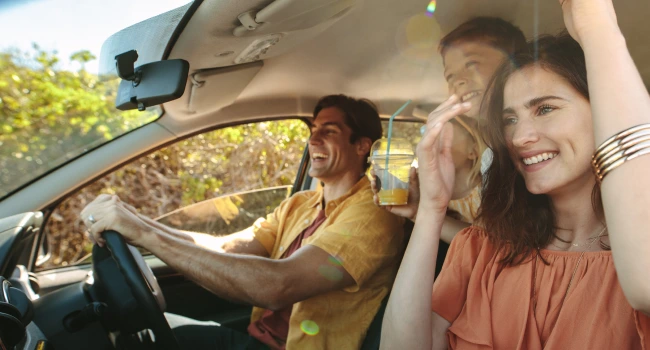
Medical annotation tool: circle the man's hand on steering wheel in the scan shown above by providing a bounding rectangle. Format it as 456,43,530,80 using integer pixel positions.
84,194,180,349
81,194,155,248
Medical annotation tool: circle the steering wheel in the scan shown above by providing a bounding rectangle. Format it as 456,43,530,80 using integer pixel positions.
97,231,180,350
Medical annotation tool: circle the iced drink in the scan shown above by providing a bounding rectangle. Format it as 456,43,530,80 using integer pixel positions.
378,188,409,205
370,138,415,206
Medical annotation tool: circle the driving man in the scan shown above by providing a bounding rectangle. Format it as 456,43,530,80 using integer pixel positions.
82,94,405,350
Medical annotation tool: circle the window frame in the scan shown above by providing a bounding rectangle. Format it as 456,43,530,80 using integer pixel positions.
30,116,312,272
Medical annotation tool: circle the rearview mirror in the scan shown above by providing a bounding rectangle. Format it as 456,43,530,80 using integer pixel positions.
115,50,189,111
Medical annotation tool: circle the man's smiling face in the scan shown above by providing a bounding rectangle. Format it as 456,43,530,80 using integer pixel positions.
308,107,366,184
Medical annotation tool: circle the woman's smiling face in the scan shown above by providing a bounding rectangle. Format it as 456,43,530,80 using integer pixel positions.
502,65,596,196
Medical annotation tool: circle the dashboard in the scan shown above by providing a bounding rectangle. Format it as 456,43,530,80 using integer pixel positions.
0,212,153,350
0,212,49,349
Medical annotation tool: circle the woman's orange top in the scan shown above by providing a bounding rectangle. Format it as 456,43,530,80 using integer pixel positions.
432,227,650,349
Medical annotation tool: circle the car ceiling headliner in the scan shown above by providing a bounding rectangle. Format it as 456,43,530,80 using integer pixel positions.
158,0,649,135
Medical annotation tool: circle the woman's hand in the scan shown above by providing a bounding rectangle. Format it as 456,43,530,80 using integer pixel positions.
80,194,154,248
417,95,472,214
559,0,619,46
371,167,420,222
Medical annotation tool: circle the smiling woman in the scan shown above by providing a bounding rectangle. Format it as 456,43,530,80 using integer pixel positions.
479,33,596,261
382,0,650,348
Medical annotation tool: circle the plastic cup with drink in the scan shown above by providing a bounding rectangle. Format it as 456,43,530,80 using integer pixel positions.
370,138,415,205
370,99,414,206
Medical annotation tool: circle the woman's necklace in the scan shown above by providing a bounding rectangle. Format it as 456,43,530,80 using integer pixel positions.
532,226,607,317
549,227,609,249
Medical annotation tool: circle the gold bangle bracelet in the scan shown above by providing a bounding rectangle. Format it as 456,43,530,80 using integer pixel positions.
596,150,625,171
593,124,650,162
593,134,650,170
597,147,650,181
593,123,650,183
597,157,626,181
594,144,650,179
594,124,650,155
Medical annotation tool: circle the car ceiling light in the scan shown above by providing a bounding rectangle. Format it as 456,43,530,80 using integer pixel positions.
234,33,284,64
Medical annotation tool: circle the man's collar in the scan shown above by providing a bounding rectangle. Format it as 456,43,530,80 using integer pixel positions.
308,176,369,209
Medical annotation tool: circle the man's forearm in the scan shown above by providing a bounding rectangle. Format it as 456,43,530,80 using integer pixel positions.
135,210,212,244
139,213,262,254
143,230,288,310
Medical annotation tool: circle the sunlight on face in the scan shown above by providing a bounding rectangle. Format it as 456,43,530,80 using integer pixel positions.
442,42,508,119
502,65,595,196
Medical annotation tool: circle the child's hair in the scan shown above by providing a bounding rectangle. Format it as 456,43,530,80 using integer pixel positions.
450,115,485,187
439,17,527,58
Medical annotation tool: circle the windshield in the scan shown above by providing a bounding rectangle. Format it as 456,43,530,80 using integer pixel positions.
0,0,192,199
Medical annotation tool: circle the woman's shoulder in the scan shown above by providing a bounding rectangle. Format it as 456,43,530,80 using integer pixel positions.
447,226,497,261
455,225,490,243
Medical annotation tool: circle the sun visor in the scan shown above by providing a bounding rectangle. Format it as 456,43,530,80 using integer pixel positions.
233,0,356,37
164,61,264,118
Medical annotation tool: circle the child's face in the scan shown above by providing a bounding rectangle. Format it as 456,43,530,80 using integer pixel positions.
442,41,508,119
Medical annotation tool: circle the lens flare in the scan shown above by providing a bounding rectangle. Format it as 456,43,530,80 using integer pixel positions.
426,1,436,17
300,320,320,336
327,256,343,266
337,229,352,237
394,13,441,62
318,265,344,282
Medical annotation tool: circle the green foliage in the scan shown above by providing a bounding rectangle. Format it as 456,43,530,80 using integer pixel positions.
2,47,422,271
43,119,309,269
380,120,423,152
0,47,157,198
69,50,96,67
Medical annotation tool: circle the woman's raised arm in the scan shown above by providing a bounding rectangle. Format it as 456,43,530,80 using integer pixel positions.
380,95,471,349
561,0,650,313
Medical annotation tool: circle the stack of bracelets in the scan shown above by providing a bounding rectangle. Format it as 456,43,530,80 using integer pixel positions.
593,123,650,183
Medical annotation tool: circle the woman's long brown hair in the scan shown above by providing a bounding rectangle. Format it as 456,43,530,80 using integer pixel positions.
476,32,605,266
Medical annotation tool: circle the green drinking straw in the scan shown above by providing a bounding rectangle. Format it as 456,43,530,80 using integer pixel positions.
384,99,412,185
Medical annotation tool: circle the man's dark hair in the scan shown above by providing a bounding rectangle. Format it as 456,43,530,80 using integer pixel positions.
439,17,527,58
312,94,382,171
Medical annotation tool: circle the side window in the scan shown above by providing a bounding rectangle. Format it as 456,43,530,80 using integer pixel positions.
39,119,310,270
156,186,292,235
